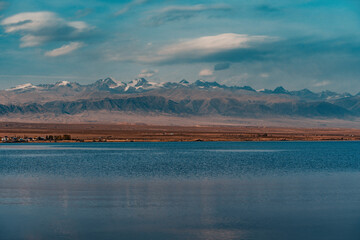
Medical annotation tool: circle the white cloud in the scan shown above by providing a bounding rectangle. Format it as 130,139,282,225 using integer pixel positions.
199,69,213,77
116,0,147,16
138,33,276,63
148,4,231,25
45,42,83,57
314,80,330,87
138,69,158,78
260,73,269,78
159,33,265,55
1,11,92,47
19,35,48,48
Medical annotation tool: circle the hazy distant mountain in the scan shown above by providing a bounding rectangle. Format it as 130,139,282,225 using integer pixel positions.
332,95,360,115
258,86,352,101
0,77,358,119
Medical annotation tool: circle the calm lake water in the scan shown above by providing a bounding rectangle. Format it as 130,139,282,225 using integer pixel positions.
1,141,360,240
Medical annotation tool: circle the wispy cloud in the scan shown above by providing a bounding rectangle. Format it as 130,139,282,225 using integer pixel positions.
74,8,93,18
255,4,281,14
116,0,147,16
1,11,93,47
199,69,213,77
138,69,158,78
137,33,277,64
45,42,83,57
214,63,230,71
314,80,330,87
148,4,231,25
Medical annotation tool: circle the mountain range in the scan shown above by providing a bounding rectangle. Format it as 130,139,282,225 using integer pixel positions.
0,77,359,121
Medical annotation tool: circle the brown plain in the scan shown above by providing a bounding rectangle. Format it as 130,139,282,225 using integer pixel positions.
1,122,360,142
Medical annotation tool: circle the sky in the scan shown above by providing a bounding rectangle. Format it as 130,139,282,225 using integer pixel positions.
0,0,360,93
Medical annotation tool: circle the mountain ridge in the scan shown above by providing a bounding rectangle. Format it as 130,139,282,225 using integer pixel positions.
0,77,359,120
3,77,354,100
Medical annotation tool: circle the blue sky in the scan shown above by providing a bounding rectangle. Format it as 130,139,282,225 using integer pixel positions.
0,0,360,93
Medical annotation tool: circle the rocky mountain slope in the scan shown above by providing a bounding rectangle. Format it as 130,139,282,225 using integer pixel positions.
0,77,359,119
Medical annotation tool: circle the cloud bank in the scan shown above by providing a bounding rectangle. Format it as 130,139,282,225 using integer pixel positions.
1,11,92,47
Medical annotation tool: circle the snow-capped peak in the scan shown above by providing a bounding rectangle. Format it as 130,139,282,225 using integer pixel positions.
124,78,163,92
179,79,189,85
91,77,118,89
102,77,116,84
109,82,126,89
128,78,149,87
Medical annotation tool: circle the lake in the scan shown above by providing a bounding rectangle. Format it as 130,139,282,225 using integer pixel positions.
1,141,360,240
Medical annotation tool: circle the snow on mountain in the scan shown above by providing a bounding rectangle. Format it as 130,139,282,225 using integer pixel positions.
109,82,126,89
1,77,359,119
319,90,352,100
193,80,222,89
179,79,190,85
93,77,117,87
124,78,163,92
2,77,355,102
127,78,151,88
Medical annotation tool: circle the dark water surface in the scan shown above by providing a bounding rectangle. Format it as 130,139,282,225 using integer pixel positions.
1,141,360,240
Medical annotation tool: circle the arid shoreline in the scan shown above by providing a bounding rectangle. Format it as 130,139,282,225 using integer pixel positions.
1,122,360,142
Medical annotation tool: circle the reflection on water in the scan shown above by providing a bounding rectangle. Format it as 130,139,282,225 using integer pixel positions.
1,142,360,240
